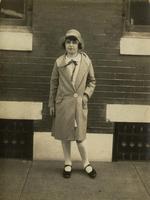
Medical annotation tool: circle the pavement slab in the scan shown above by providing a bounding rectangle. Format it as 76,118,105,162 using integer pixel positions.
133,162,150,196
0,159,149,200
0,159,31,200
20,161,150,200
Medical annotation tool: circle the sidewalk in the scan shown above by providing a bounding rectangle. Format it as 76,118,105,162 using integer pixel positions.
0,159,149,200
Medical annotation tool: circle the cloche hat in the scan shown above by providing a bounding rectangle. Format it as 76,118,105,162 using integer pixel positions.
61,29,84,49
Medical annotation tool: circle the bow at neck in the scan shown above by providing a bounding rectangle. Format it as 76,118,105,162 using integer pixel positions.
64,59,77,67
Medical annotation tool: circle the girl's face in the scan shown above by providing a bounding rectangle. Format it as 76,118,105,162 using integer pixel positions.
65,38,79,56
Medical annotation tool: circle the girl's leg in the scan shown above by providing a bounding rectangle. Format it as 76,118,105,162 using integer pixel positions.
61,140,72,171
76,139,92,173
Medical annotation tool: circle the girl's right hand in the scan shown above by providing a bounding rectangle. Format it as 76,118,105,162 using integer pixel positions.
50,107,55,116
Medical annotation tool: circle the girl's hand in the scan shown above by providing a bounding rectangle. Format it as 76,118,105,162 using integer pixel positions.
82,94,88,109
83,95,88,103
50,107,55,116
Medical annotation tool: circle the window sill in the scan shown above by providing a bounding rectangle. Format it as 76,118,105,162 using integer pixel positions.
0,101,42,120
106,104,150,123
120,32,150,55
0,25,33,51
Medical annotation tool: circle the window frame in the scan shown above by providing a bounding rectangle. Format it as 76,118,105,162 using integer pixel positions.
0,0,32,26
0,0,33,51
123,0,150,33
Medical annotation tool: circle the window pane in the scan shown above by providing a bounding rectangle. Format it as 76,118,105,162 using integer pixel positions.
130,0,150,25
0,0,24,19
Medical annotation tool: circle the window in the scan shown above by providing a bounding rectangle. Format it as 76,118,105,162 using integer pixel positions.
130,0,150,25
0,0,32,26
0,0,33,51
123,0,150,32
0,0,24,19
121,0,150,55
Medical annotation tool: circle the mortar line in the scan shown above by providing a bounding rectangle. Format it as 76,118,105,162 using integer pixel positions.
18,161,33,200
132,162,150,198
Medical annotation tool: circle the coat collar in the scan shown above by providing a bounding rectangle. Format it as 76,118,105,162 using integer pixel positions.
57,52,88,91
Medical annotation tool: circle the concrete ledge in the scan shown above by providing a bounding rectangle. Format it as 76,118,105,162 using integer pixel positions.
0,101,42,120
120,32,150,55
0,26,32,51
33,132,113,162
106,104,150,122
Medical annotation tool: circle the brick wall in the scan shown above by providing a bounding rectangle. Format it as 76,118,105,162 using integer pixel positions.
0,0,150,134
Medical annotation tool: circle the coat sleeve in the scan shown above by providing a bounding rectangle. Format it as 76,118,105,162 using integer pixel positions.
84,60,96,99
48,61,59,108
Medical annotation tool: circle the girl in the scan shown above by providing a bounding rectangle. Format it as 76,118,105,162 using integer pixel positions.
49,29,97,178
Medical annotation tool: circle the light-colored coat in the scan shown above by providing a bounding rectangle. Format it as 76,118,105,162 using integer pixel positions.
49,52,96,141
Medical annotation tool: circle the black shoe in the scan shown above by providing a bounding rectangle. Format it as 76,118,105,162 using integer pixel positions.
63,165,72,178
84,164,97,179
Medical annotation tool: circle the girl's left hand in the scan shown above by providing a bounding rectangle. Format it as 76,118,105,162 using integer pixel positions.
82,94,88,109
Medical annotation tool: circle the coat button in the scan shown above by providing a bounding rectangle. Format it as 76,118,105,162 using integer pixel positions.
73,93,78,97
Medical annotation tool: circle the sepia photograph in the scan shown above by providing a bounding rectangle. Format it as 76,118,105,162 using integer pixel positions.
0,0,150,199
